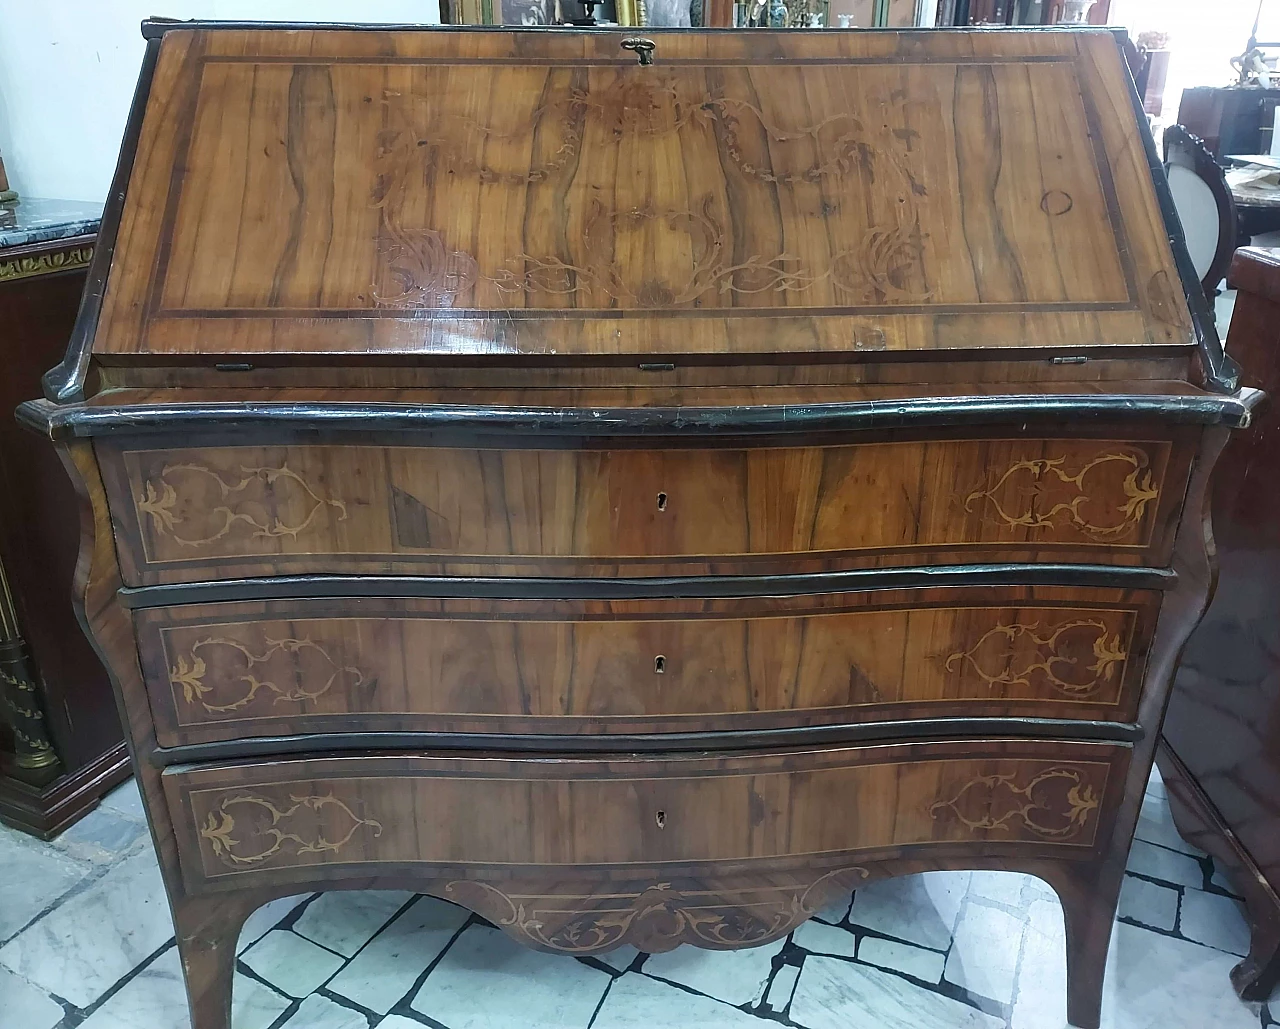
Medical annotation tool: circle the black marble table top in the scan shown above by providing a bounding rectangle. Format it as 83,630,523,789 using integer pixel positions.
0,198,103,251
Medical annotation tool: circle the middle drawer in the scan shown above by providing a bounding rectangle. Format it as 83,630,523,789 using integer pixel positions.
137,585,1158,748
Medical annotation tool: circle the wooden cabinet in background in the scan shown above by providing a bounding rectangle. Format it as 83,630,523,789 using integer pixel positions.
1160,247,1280,1001
0,199,128,838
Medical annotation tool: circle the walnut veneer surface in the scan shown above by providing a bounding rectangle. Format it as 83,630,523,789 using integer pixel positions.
15,23,1262,1029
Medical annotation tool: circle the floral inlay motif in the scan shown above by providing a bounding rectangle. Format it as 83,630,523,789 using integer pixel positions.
486,196,928,307
444,865,869,954
169,636,368,714
136,463,347,548
929,766,1101,842
199,792,383,868
369,74,932,311
963,450,1161,542
944,619,1128,699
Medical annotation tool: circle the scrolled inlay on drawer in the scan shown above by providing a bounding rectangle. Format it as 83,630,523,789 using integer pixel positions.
103,435,1188,585
964,448,1161,542
170,636,369,714
942,619,1129,699
198,792,383,868
929,765,1101,841
136,461,347,548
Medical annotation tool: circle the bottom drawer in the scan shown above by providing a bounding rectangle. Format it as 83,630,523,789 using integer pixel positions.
166,739,1127,894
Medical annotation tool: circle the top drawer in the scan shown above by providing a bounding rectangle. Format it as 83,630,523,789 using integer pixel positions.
98,432,1192,586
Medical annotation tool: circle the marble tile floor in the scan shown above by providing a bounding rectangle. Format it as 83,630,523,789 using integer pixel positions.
0,767,1272,1029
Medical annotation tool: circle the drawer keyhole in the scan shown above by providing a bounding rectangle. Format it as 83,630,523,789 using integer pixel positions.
655,810,666,829
657,492,668,511
654,655,666,674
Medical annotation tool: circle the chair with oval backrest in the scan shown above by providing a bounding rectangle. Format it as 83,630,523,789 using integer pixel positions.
1164,123,1239,306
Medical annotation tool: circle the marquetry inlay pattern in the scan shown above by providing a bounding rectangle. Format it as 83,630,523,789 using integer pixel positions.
370,71,929,312
135,462,347,549
169,636,368,714
928,766,1103,842
964,449,1162,542
198,792,384,868
942,620,1129,699
444,866,871,954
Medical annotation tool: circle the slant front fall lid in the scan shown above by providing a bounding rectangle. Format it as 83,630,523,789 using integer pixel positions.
90,26,1195,365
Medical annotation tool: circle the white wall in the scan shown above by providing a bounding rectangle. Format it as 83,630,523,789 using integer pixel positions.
0,1,440,203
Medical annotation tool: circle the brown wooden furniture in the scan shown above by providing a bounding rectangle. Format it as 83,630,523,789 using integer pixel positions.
1159,246,1280,1002
1178,85,1280,160
0,200,128,838
17,24,1261,1029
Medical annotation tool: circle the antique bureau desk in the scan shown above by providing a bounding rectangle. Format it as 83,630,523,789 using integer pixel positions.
17,22,1261,1029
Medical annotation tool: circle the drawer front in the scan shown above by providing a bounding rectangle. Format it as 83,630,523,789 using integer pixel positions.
137,586,1158,747
100,434,1191,585
165,740,1127,892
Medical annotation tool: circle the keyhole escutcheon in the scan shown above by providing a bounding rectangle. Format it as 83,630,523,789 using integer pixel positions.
655,810,666,829
654,655,666,674
657,492,668,511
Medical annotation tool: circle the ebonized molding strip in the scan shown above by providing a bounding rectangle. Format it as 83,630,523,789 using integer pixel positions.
17,390,1264,442
117,563,1177,609
149,717,1143,767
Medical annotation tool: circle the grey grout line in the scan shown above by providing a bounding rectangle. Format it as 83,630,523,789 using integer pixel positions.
48,937,179,1029
0,833,147,949
585,971,616,1028
381,910,484,1027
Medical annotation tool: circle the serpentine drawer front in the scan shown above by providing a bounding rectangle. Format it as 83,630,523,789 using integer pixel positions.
100,434,1190,585
163,740,1128,893
136,585,1159,747
20,24,1258,1029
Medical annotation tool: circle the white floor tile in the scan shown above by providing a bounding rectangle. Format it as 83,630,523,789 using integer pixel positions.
967,871,1039,910
943,898,1024,1005
411,923,610,1029
52,808,148,865
0,845,173,1009
1179,889,1251,957
77,947,187,1029
790,955,1004,1029
1135,791,1204,858
240,930,345,999
1118,875,1179,931
277,994,367,1029
1103,922,1260,1028
848,871,969,950
1010,897,1067,1029
0,825,93,943
1146,763,1166,800
642,935,784,1006
327,895,469,1014
1210,862,1244,898
291,890,414,958
0,966,63,1029
77,954,291,1029
811,890,853,924
859,936,945,983
594,944,641,972
792,919,856,958
374,1018,426,1029
593,972,763,1028
99,779,146,821
237,895,312,954
1014,910,1261,1029
232,973,293,1029
763,963,800,1012
1126,840,1205,890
